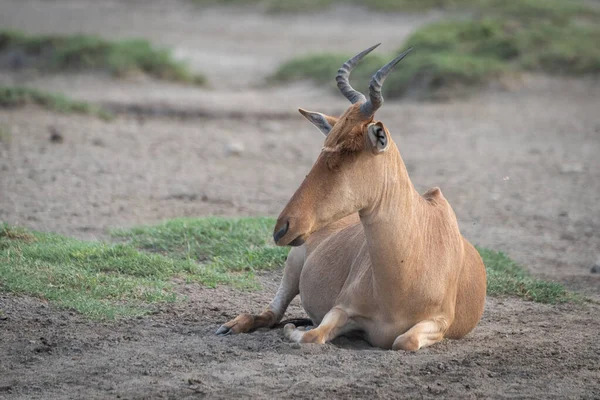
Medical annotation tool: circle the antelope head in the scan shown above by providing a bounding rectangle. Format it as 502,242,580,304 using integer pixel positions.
274,44,413,246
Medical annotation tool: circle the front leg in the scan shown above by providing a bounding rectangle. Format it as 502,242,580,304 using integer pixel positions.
216,310,278,335
284,307,349,344
216,246,305,335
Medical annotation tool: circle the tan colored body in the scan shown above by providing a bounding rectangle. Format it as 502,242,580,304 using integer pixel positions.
217,46,486,350
299,199,485,348
218,137,486,350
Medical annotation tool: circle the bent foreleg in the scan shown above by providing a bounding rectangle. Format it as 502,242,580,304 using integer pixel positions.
216,247,305,335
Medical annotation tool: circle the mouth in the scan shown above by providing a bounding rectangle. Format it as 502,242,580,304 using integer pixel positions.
275,232,306,247
288,235,305,247
273,219,307,247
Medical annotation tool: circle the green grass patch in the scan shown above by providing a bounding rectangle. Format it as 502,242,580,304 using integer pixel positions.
405,19,600,76
269,0,600,98
0,86,114,120
0,219,287,319
479,247,574,304
0,30,205,85
0,218,575,320
111,217,289,273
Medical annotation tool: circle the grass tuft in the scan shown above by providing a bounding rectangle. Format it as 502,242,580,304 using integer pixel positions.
269,1,600,98
0,30,205,85
0,86,114,120
0,224,36,243
479,247,575,304
0,218,576,320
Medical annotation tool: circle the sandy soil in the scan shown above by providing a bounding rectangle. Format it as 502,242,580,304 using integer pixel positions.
1,287,599,399
1,1,600,398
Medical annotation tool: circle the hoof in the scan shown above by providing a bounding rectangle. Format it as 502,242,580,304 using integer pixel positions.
215,325,232,336
215,313,255,335
283,323,296,339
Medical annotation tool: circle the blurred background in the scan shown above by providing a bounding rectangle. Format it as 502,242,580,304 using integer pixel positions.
0,0,598,294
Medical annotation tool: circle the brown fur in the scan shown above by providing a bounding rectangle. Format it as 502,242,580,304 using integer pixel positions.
218,103,486,351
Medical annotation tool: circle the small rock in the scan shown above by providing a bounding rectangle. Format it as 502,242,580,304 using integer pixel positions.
48,126,63,143
91,138,105,147
591,264,600,274
224,141,245,157
33,345,52,353
290,343,301,349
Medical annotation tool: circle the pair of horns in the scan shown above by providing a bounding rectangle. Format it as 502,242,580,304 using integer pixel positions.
336,44,412,118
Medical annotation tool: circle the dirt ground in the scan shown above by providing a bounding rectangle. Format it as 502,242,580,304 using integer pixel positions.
1,1,599,399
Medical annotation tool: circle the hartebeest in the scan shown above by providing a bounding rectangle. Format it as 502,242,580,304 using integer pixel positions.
217,44,486,351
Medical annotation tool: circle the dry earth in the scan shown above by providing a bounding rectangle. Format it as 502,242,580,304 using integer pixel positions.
1,1,599,399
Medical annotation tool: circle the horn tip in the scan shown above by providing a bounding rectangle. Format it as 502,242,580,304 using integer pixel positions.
358,43,381,56
389,47,414,67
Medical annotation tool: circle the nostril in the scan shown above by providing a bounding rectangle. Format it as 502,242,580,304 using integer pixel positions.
273,220,289,243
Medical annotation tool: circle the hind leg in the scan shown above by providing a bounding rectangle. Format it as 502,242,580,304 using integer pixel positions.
284,307,350,344
392,318,448,351
216,246,305,335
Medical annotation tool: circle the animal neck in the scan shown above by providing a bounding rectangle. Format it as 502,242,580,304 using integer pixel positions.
358,145,425,294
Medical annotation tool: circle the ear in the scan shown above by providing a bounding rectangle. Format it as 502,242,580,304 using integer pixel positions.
298,108,338,136
366,122,390,154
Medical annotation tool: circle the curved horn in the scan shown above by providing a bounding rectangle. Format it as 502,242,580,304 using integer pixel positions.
360,47,413,117
336,43,380,104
